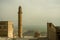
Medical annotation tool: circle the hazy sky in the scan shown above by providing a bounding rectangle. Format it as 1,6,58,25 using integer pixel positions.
0,0,60,28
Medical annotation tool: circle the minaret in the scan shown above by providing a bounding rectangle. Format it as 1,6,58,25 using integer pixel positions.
18,6,22,38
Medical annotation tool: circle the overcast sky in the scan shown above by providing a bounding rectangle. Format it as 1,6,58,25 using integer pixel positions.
0,0,60,27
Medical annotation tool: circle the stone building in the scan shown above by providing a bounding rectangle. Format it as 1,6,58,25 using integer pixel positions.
47,23,56,40
55,26,60,40
0,21,13,38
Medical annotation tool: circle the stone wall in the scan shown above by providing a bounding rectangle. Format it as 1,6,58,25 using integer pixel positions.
8,21,13,38
47,23,56,40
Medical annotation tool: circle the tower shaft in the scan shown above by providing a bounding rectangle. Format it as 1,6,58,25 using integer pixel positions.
18,6,22,38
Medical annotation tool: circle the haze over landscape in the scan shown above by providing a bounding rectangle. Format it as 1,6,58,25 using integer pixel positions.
0,0,60,32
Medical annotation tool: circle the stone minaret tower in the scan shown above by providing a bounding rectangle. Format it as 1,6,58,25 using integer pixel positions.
18,6,22,38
